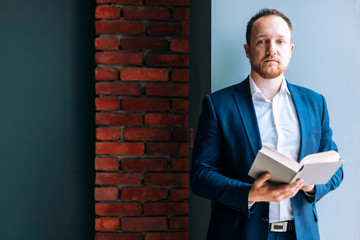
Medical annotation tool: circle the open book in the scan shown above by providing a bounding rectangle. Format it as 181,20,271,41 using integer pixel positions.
248,146,343,185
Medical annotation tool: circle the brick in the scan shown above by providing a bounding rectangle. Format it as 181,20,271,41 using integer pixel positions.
96,173,142,185
97,173,140,185
146,142,189,156
121,67,168,81
144,173,188,186
96,82,142,96
145,0,189,6
124,6,170,20
171,69,188,82
95,67,119,81
143,202,188,215
170,39,188,53
96,113,142,125
172,99,188,111
95,98,120,111
145,113,187,126
122,217,168,231
124,128,171,141
96,21,143,34
173,8,189,21
121,158,168,171
147,23,182,36
96,173,121,185
97,0,142,3
173,128,188,141
121,187,168,201
95,218,119,231
96,233,142,240
96,203,142,216
96,142,144,155
146,54,188,67
146,83,188,97
122,98,170,111
95,52,143,65
182,23,189,37
95,157,119,171
96,128,122,140
121,38,168,51
169,216,188,229
145,232,188,240
171,158,189,171
170,189,188,201
95,37,118,50
95,187,119,201
96,5,121,19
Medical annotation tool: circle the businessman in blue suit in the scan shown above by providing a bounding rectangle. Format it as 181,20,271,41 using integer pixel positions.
190,8,343,240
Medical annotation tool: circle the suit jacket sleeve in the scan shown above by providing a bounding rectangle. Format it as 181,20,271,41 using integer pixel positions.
312,95,344,202
190,95,254,216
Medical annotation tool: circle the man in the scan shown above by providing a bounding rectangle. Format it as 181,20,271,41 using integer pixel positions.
190,8,343,240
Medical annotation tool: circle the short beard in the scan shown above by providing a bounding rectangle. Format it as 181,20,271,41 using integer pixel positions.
251,58,289,79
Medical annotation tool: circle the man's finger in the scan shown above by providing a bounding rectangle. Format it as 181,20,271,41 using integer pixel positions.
254,172,271,186
289,178,303,188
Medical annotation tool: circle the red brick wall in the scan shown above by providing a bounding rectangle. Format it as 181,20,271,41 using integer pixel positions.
94,0,189,239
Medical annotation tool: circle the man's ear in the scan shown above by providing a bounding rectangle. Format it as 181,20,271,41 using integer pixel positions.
290,43,294,58
244,44,250,58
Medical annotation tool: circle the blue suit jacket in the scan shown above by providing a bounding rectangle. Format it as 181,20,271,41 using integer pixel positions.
190,78,343,240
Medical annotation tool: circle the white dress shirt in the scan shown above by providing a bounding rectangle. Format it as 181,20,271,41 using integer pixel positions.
249,75,301,223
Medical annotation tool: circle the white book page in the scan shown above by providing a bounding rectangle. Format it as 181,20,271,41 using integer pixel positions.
300,150,340,165
261,146,300,172
291,161,343,185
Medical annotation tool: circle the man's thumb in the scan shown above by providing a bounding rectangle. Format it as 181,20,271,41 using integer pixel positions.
255,172,271,185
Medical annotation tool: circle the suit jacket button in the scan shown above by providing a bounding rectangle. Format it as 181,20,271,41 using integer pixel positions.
262,218,269,222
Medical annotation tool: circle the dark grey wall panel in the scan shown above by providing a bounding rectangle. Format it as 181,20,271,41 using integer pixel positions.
0,1,94,239
189,0,212,239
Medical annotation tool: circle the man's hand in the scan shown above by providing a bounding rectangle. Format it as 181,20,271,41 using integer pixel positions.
301,184,315,193
248,172,304,202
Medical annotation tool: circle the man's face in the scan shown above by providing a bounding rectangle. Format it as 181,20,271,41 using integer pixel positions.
244,15,294,79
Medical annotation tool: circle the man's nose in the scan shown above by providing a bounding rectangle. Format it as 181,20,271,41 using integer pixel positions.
266,41,277,56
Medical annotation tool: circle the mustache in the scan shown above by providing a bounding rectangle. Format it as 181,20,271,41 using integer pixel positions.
262,56,279,62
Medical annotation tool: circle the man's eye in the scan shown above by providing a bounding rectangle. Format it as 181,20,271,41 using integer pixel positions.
278,40,284,44
257,40,265,44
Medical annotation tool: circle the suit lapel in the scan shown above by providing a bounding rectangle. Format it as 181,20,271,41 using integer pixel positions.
287,82,308,162
232,79,309,161
233,78,262,157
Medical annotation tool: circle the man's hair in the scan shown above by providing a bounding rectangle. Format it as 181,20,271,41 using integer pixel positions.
246,8,293,45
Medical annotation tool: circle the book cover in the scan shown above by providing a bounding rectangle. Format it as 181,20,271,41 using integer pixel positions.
248,146,343,185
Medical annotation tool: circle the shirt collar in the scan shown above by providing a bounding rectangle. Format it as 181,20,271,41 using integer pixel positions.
249,74,290,102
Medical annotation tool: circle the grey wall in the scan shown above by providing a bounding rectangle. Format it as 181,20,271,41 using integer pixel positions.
0,1,94,239
212,0,360,239
189,0,212,239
